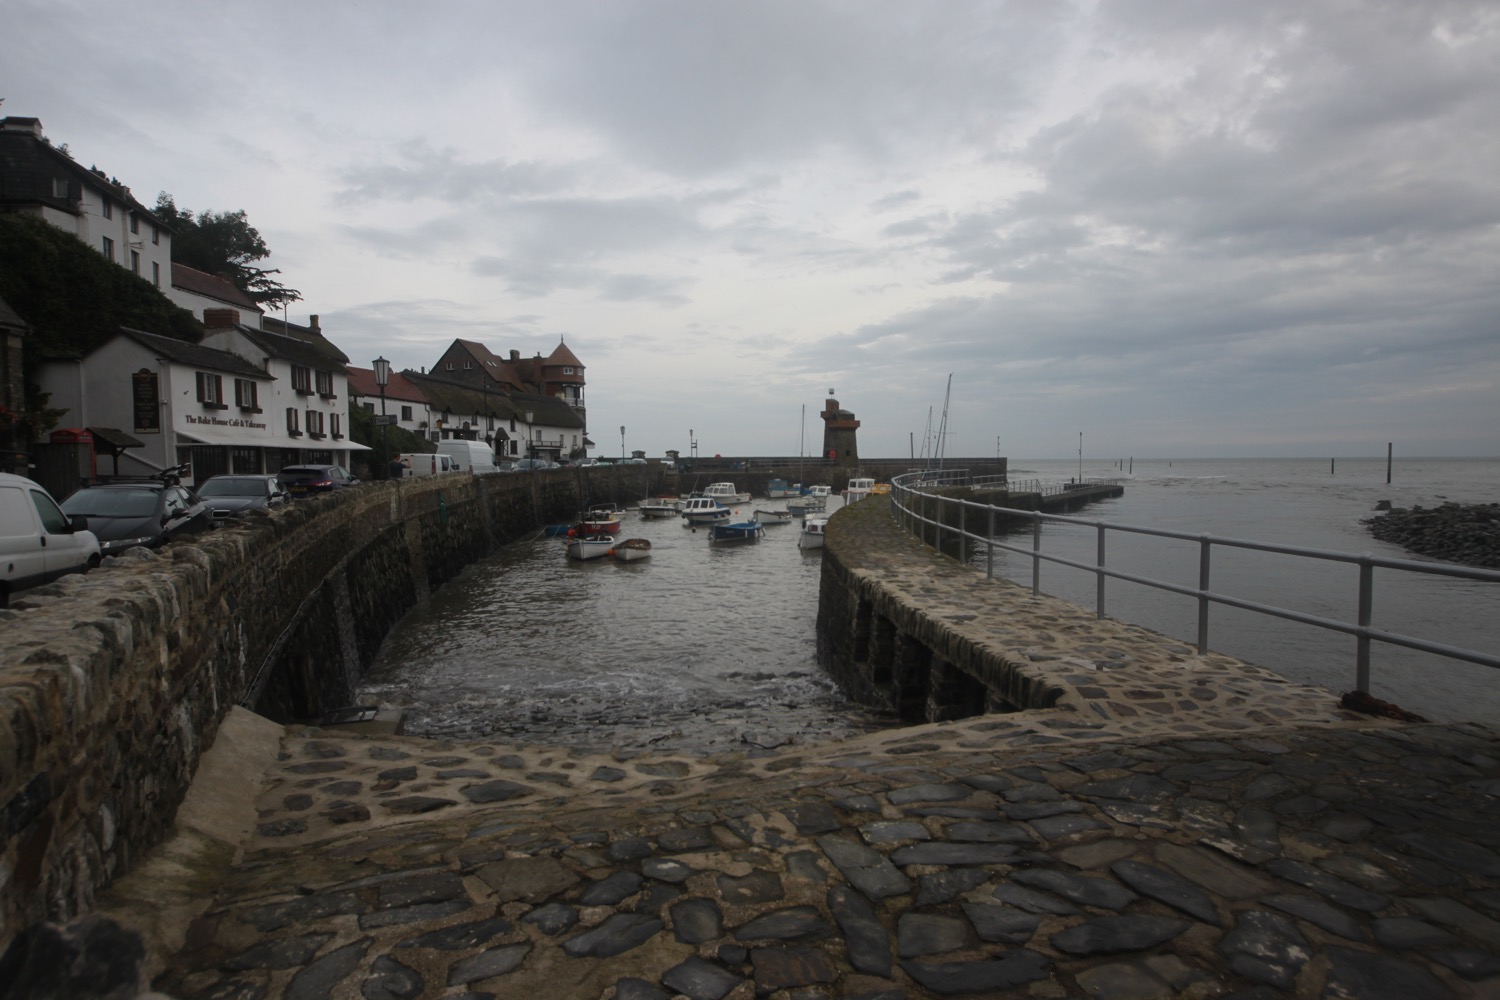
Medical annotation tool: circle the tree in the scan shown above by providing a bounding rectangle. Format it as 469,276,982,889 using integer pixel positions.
154,194,302,310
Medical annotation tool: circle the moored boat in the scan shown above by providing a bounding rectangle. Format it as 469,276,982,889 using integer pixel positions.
575,506,622,535
765,478,802,498
787,495,826,516
680,496,733,525
638,498,678,519
843,477,875,503
798,516,827,550
754,508,792,525
808,485,832,497
704,482,752,504
565,534,615,560
612,537,652,562
709,520,763,543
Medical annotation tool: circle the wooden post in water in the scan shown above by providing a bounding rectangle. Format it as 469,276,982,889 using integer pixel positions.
1387,442,1393,484
1331,458,1335,475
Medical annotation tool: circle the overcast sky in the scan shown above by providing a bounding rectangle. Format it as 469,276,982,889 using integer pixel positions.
6,1,1498,459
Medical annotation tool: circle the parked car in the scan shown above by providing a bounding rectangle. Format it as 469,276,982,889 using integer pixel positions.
59,480,211,555
396,453,458,477
0,472,101,607
279,464,359,497
512,458,556,471
196,474,289,521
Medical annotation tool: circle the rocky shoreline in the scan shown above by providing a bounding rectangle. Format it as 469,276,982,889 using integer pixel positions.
1363,501,1500,568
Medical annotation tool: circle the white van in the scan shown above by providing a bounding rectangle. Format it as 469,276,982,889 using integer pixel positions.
436,440,498,475
0,472,101,607
397,453,458,477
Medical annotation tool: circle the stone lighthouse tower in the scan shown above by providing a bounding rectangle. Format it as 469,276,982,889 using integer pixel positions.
820,395,860,466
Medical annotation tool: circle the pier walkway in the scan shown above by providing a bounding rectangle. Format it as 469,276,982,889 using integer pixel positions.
61,497,1500,1000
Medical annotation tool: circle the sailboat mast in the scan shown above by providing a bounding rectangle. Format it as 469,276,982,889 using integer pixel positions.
935,374,953,471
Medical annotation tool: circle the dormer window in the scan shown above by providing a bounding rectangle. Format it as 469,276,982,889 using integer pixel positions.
563,367,573,374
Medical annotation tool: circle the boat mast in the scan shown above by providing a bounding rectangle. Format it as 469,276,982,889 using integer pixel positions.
935,374,952,471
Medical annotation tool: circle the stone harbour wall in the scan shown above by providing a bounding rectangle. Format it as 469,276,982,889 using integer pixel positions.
0,465,657,952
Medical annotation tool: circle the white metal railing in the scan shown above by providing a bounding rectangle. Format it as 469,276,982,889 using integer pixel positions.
889,470,1500,693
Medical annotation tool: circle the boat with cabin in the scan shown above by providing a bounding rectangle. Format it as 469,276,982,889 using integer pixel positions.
786,495,826,516
843,478,875,504
798,516,828,550
680,496,733,525
765,478,803,499
704,482,751,504
637,499,678,519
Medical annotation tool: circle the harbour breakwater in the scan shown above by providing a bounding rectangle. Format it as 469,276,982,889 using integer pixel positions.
1364,501,1500,568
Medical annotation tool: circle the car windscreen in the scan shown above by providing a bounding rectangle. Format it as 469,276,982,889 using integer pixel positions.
279,468,327,481
61,488,159,517
198,478,267,497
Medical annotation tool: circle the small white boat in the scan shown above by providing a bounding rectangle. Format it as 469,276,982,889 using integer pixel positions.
612,538,652,562
787,495,826,516
754,508,793,526
808,485,832,497
680,496,733,525
704,482,752,504
638,499,678,519
565,535,615,560
844,477,875,503
799,517,828,550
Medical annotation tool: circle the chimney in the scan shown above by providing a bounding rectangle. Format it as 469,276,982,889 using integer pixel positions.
510,350,520,362
0,117,45,139
203,308,240,329
309,315,320,331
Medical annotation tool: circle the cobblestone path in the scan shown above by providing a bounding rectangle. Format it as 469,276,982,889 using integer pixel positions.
147,713,1500,999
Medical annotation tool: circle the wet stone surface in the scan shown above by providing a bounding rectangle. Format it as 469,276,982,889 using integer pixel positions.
147,716,1500,999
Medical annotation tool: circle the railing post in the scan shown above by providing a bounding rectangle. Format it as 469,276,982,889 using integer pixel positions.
1357,557,1374,693
1031,512,1042,596
987,503,995,580
1197,535,1211,654
1096,523,1106,619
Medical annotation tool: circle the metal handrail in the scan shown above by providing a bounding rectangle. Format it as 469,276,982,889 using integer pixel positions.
889,470,1500,692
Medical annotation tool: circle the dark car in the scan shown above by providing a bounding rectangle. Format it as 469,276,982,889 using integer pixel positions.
197,474,289,521
279,464,359,498
59,481,212,555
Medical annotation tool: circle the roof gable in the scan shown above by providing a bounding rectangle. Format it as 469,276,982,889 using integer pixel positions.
112,327,270,379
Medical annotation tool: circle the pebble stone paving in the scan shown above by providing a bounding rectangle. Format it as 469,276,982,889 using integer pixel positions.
149,708,1500,999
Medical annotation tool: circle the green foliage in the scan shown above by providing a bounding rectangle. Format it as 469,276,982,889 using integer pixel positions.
346,403,430,476
0,213,202,363
155,194,301,310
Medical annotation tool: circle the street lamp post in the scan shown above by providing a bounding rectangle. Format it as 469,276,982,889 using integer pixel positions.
620,425,626,461
525,410,534,459
373,356,391,478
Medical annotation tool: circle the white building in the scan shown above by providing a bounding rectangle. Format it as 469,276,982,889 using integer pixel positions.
0,117,174,292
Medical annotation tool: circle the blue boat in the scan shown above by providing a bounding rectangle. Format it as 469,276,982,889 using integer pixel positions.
765,478,805,498
708,520,763,543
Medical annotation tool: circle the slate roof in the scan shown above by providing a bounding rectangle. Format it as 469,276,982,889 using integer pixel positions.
346,367,429,404
114,327,271,380
403,372,584,428
172,264,263,313
236,327,350,370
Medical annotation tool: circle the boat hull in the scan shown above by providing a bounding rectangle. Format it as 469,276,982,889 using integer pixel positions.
613,538,652,562
709,521,763,543
565,536,615,560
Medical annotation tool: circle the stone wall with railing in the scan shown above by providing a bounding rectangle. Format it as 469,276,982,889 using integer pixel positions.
0,464,657,953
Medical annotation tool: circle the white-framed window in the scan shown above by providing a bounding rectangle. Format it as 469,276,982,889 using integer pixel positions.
291,365,312,394
331,413,342,439
401,405,413,421
286,408,301,436
151,225,159,245
52,178,69,198
445,362,454,370
101,236,114,261
196,372,226,408
563,367,574,374
315,369,334,397
101,199,113,220
235,379,259,411
306,409,325,438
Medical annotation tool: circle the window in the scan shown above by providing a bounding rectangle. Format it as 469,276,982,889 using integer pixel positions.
151,261,160,287
101,199,113,220
362,401,374,412
306,410,325,439
315,370,334,397
129,214,139,235
401,405,413,421
151,225,159,246
196,372,226,408
286,408,301,436
130,250,140,275
331,413,342,440
52,178,69,198
445,362,454,370
291,365,312,394
463,360,472,370
101,236,114,261
235,379,260,411
563,367,574,374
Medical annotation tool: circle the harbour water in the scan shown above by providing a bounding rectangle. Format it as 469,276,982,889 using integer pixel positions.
360,457,1499,752
357,493,894,755
991,456,1499,725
